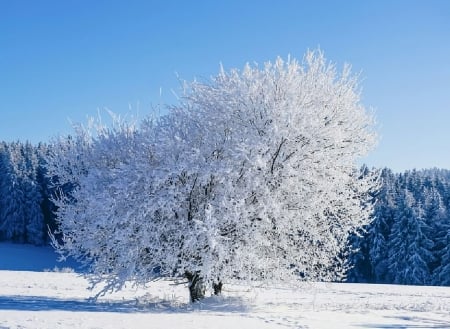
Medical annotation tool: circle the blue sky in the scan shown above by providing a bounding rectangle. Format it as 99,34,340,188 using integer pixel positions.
1,0,449,171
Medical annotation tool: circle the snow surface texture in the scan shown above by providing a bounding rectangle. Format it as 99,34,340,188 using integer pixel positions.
1,270,450,329
1,242,450,328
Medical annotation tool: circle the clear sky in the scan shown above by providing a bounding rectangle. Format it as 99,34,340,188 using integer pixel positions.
1,0,449,172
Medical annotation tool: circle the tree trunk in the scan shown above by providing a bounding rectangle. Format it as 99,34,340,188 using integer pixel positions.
213,281,223,295
185,271,206,303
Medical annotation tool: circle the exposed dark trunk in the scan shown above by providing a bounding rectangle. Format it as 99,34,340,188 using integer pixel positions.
213,281,223,295
185,271,206,303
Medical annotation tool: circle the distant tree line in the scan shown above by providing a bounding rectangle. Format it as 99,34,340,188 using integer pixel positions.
0,141,57,245
1,141,449,286
348,168,450,286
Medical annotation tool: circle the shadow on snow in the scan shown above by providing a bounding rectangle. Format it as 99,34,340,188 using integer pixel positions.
359,315,450,329
0,295,250,314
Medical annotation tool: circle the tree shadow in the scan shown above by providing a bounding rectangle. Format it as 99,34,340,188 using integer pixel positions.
358,315,450,328
0,295,148,313
0,294,251,314
187,295,251,313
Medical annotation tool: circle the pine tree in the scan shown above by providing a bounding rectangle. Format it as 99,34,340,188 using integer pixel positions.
421,186,447,280
435,228,450,285
36,143,57,243
23,178,45,245
0,143,27,242
0,141,49,245
368,168,396,283
387,191,434,285
346,226,372,283
0,142,9,240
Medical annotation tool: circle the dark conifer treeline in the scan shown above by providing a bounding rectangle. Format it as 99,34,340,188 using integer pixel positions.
348,168,450,286
0,141,56,245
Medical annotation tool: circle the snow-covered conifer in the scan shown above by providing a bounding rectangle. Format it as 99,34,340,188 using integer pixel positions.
387,191,434,285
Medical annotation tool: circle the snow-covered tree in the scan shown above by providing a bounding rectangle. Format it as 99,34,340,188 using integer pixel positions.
387,190,435,285
0,143,11,240
434,227,450,285
47,51,377,301
347,168,450,286
35,143,58,242
0,141,51,245
368,168,397,282
22,178,45,245
0,143,27,242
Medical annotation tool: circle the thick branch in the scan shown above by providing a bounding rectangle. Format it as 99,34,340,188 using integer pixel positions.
271,137,287,174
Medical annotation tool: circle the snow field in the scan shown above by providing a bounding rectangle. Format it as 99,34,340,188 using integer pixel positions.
1,270,449,329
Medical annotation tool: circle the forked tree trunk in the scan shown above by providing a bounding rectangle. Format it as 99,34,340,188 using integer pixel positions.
185,271,206,303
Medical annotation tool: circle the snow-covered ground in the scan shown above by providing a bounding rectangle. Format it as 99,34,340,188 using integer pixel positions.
1,243,450,328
